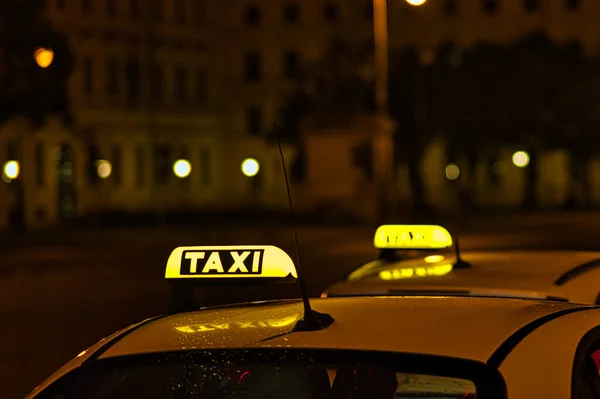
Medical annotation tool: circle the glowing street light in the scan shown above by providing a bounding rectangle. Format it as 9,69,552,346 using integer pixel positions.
512,151,530,168
241,158,260,177
445,163,460,181
405,0,427,5
2,160,20,181
173,159,192,178
34,48,54,68
96,160,112,179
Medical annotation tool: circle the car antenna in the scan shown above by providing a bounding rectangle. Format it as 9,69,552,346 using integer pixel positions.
275,132,334,331
453,235,471,268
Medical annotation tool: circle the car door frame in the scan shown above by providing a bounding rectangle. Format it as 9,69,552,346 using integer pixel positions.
497,307,600,398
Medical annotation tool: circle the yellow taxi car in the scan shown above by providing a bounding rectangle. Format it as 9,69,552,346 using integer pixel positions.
322,224,600,305
26,245,600,398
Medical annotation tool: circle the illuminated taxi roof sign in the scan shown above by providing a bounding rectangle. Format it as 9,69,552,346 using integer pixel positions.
374,225,453,250
165,245,298,281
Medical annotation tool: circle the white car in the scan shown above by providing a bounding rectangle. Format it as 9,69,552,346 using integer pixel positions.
26,245,600,399
322,224,600,305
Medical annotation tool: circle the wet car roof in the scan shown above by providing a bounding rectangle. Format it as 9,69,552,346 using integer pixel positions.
100,296,592,363
329,250,600,294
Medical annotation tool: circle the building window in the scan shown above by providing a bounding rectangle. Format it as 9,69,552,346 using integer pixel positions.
82,0,91,12
174,67,188,101
56,0,66,10
196,67,208,104
151,65,164,100
565,0,581,10
130,0,139,17
364,1,373,19
200,147,211,185
194,0,205,25
173,0,185,23
444,0,459,15
135,145,144,187
111,145,121,186
107,58,118,94
283,3,300,23
107,0,116,15
283,51,300,79
125,57,140,104
152,0,163,22
482,0,498,14
244,5,261,25
154,145,170,184
35,142,44,188
83,56,93,94
244,52,261,82
246,106,262,136
323,2,339,22
523,0,539,12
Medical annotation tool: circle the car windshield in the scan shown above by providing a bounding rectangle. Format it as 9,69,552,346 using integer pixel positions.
36,349,502,399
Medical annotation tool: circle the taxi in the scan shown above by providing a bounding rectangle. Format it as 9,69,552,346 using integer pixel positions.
322,224,600,305
26,245,600,398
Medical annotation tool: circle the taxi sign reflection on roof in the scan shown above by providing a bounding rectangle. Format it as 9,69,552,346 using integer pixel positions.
374,225,452,250
165,245,298,280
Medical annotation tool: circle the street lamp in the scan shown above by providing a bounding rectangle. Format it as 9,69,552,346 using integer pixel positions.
2,160,19,182
173,159,192,178
96,160,112,179
371,0,428,220
34,48,54,68
241,158,260,177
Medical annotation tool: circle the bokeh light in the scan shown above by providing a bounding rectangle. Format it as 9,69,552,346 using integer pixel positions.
34,48,54,68
405,0,427,5
173,159,192,178
241,158,260,177
96,160,112,179
512,151,530,168
445,163,460,180
3,160,20,181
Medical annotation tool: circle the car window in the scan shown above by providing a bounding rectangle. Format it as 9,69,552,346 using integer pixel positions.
572,331,600,399
35,349,496,399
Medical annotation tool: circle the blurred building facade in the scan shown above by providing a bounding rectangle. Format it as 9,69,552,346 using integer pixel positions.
2,0,600,229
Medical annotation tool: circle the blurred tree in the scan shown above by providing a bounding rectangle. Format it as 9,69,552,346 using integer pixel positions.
431,33,599,211
0,0,74,125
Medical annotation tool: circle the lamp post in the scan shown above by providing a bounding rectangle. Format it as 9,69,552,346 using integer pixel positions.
372,0,427,220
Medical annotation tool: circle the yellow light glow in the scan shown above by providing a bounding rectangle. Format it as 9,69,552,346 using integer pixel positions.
34,48,54,68
374,225,453,250
165,245,298,280
241,158,260,177
173,159,192,178
96,160,112,179
512,151,530,168
175,315,300,334
379,263,453,281
3,160,20,180
76,350,87,358
424,255,445,263
405,0,427,5
445,163,460,180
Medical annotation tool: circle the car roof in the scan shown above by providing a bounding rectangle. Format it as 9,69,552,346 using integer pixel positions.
99,296,593,364
328,250,600,295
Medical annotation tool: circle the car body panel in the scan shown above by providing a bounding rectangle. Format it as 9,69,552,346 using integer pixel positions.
100,297,590,363
500,307,600,398
326,251,600,303
24,316,161,399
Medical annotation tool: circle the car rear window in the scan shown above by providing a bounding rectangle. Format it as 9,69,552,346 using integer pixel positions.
35,349,504,399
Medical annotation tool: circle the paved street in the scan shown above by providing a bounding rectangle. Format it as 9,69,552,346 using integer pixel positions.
4,213,600,398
